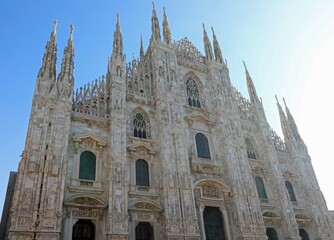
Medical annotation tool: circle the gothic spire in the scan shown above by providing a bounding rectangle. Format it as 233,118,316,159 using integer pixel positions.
276,96,291,142
162,6,172,45
112,13,124,58
140,34,145,58
38,20,58,80
151,1,161,43
283,98,304,143
202,24,213,62
58,25,74,82
243,61,261,106
211,27,223,64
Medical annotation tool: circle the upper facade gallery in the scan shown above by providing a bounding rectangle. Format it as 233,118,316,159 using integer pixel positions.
3,3,334,240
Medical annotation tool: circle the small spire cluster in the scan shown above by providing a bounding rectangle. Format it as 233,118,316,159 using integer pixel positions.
36,20,74,100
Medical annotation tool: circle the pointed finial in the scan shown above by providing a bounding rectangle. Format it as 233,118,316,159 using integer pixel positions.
211,26,215,35
70,24,74,41
152,0,155,10
202,23,206,31
117,13,120,25
283,97,288,107
53,19,58,35
275,95,279,103
243,61,248,71
140,34,145,57
163,6,166,15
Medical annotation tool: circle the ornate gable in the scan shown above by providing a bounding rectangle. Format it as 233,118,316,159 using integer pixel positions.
129,201,162,212
73,134,106,151
128,143,155,156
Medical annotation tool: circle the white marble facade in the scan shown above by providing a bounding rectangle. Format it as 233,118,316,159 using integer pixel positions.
6,6,334,240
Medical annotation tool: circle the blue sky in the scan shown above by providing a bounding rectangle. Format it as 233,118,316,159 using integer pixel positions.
1,0,334,217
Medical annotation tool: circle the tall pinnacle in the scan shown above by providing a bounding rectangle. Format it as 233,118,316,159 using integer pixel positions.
163,7,172,44
38,20,58,80
243,61,260,105
112,13,123,58
283,98,303,143
151,1,161,43
203,24,213,62
58,25,74,83
276,96,291,141
140,34,145,58
211,27,223,64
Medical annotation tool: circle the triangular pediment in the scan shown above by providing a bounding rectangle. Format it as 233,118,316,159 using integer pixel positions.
128,143,155,155
185,115,213,126
73,134,106,147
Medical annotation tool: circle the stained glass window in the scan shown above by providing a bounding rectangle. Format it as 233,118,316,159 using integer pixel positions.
79,151,96,181
136,159,149,186
133,113,147,139
255,176,267,199
186,79,201,108
195,133,211,159
285,181,297,202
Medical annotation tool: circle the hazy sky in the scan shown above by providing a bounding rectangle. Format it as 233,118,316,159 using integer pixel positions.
1,0,334,218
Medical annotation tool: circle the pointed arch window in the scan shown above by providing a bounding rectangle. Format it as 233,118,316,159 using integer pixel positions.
299,229,310,240
136,159,149,186
255,176,267,199
133,113,147,139
79,151,96,181
266,228,279,240
195,133,211,159
285,181,297,202
245,138,257,159
186,78,201,108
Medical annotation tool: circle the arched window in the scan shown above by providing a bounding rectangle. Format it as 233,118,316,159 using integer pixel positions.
136,159,149,186
255,176,267,199
266,228,279,240
79,151,96,181
186,78,201,108
285,181,297,202
245,138,257,159
195,133,211,159
133,113,147,139
299,229,310,240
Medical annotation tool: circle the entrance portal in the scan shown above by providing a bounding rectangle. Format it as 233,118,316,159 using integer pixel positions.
72,219,95,240
135,222,154,240
203,206,225,240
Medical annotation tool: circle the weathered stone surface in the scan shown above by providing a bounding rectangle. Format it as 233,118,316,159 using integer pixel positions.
3,5,334,240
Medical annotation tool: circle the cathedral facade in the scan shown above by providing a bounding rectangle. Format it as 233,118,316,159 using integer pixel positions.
4,5,334,240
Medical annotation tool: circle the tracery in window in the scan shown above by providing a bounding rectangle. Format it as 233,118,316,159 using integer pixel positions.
285,181,297,202
186,78,201,108
133,113,147,139
136,159,149,186
255,176,267,199
195,133,211,159
79,151,96,181
245,138,257,159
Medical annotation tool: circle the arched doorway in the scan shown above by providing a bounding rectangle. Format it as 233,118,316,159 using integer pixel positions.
135,222,154,240
203,206,225,240
72,219,95,240
266,228,279,240
299,229,310,240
